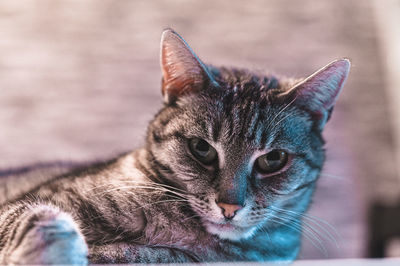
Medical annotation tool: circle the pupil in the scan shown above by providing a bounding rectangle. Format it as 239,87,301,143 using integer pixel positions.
267,151,281,161
196,140,209,152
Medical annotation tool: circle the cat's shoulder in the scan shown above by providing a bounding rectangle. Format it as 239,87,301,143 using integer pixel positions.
0,150,150,205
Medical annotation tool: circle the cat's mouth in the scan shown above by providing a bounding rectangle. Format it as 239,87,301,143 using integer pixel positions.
204,220,256,241
208,221,236,231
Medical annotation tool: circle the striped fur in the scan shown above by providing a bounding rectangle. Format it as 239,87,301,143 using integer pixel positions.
0,30,350,264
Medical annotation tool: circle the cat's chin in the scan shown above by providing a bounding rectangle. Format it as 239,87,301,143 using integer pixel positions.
204,221,257,241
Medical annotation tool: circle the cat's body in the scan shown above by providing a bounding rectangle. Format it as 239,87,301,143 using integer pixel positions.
0,29,350,264
2,151,299,263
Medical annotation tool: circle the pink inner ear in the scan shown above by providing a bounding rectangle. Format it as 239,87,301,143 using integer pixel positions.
160,29,206,98
161,45,203,96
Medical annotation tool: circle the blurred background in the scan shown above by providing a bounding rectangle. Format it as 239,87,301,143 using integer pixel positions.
1,0,400,260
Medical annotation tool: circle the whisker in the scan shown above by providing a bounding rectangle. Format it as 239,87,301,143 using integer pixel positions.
94,185,190,200
122,180,190,194
117,196,190,213
267,95,298,130
86,179,191,196
257,225,272,242
320,173,349,181
84,195,192,223
269,206,339,248
111,180,191,195
300,213,341,244
269,214,328,256
269,112,295,133
182,214,201,222
275,206,340,242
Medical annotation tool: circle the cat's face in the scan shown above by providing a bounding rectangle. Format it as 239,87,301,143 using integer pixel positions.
147,29,350,241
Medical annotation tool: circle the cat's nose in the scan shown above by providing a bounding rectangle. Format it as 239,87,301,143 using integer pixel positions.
216,202,243,219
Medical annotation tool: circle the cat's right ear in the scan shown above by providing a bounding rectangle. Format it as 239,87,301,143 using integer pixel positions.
160,28,218,103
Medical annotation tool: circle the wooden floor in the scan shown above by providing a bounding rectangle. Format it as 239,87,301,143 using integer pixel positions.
0,0,396,259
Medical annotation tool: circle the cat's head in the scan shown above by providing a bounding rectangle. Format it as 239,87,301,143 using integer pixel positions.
146,29,350,241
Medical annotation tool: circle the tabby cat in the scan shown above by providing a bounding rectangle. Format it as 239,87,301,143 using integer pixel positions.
0,29,350,264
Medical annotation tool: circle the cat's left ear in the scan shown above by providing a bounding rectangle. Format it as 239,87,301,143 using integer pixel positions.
160,28,218,103
282,59,350,130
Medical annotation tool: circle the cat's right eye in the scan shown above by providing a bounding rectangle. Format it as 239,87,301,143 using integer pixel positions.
188,138,217,165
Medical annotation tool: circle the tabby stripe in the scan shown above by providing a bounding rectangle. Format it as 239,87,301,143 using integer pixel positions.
143,150,176,184
151,160,174,182
260,127,269,148
0,205,27,251
223,92,235,138
147,149,175,174
248,111,261,141
293,180,316,191
247,110,258,139
136,152,164,184
146,151,187,198
233,107,240,131
267,77,279,90
253,112,265,144
104,194,123,215
152,131,162,143
153,160,175,176
4,207,26,243
239,100,253,139
212,119,221,142
12,210,40,250
78,201,118,242
136,161,163,185
199,120,207,136
151,131,185,144
65,191,80,209
225,114,234,139
297,154,322,170
268,130,283,148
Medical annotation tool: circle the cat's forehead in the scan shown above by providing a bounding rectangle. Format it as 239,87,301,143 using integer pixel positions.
180,90,312,152
175,66,293,111
211,66,281,93
174,67,313,149
191,72,283,113
178,70,291,123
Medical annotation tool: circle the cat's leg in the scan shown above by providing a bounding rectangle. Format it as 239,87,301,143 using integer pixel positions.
0,202,88,265
89,243,199,263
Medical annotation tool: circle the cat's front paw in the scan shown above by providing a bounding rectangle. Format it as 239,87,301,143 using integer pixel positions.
8,205,88,265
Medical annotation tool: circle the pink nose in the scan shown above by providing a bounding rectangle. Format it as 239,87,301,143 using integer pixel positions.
217,202,243,219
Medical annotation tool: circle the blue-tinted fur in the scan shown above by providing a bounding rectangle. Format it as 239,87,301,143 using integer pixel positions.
0,29,349,263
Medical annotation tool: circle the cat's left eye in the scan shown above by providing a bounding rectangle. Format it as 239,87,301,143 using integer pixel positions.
188,138,218,165
255,150,289,175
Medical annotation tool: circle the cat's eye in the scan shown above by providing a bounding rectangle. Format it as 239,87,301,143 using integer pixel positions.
188,138,217,165
255,150,288,175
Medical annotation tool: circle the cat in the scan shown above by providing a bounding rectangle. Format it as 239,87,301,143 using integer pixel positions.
0,28,350,264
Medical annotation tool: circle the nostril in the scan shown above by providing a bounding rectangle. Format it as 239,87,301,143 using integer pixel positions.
216,202,243,219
